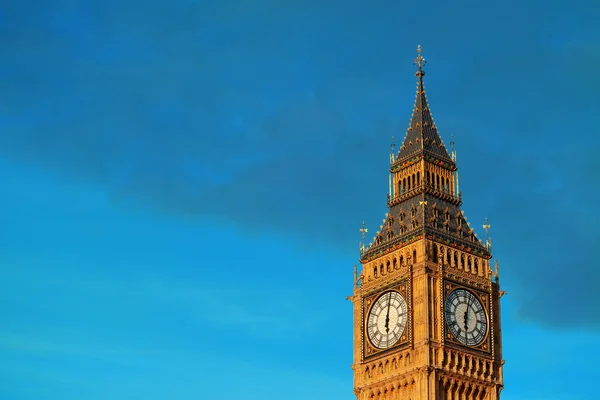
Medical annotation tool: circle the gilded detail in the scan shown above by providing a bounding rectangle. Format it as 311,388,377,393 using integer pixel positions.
351,46,504,400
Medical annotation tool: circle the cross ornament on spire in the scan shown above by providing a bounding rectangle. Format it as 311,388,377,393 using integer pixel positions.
414,45,426,75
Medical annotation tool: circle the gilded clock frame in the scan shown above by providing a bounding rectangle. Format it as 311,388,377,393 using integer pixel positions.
443,280,491,354
362,280,412,360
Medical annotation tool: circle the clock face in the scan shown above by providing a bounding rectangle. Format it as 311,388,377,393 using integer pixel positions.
366,291,408,350
445,288,487,346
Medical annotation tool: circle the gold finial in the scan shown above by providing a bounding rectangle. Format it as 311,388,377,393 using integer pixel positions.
483,217,492,251
359,222,368,253
414,45,426,75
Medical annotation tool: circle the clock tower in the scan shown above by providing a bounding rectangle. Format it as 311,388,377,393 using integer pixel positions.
349,46,505,400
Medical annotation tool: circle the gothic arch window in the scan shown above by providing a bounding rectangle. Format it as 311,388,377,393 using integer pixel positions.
460,253,465,269
436,174,440,190
446,248,451,265
432,245,438,262
380,264,384,275
412,249,417,263
416,171,420,186
411,206,416,218
453,251,458,268
399,255,404,266
386,260,391,272
393,258,397,269
467,256,472,271
373,266,377,277
474,259,479,274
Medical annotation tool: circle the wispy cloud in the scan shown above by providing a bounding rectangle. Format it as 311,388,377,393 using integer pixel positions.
1,0,599,334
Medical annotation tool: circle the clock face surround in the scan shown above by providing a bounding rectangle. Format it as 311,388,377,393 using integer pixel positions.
445,288,488,346
366,290,408,350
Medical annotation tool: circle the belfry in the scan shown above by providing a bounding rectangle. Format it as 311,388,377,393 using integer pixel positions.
349,46,505,400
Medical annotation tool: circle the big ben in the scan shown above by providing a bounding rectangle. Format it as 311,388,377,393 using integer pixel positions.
349,46,505,400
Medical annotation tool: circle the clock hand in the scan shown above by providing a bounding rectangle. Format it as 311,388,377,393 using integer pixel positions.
385,293,392,333
466,293,476,330
463,308,469,336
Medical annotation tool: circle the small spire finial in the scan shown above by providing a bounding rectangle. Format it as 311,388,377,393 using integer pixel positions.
483,217,492,251
450,134,456,162
359,221,368,253
493,259,500,284
414,45,426,76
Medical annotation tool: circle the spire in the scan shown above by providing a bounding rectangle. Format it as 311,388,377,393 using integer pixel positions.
397,45,453,163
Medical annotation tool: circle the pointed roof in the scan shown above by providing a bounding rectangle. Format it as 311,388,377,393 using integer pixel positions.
359,46,491,262
360,192,491,262
397,46,453,163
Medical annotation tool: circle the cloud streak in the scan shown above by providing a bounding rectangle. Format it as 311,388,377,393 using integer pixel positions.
1,0,599,332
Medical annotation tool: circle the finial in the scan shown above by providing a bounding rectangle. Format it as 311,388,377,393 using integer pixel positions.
414,44,426,76
359,222,368,253
483,217,492,251
494,259,500,284
450,134,456,162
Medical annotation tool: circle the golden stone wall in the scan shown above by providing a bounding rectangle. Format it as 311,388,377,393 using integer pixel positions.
351,237,504,400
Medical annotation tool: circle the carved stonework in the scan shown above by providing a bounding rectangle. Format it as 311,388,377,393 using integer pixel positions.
351,46,503,400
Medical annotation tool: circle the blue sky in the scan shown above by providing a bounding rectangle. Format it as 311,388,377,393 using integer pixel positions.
1,0,599,399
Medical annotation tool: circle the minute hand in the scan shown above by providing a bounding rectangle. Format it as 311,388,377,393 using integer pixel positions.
385,293,392,333
466,293,475,329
